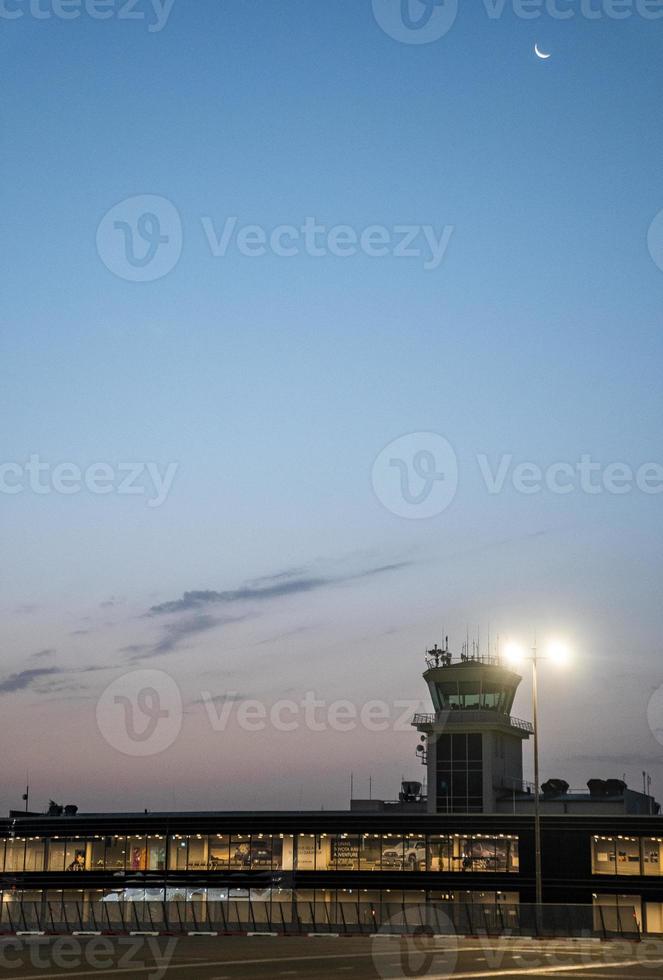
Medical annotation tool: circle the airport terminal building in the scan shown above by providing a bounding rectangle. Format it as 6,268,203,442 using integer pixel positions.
2,645,662,934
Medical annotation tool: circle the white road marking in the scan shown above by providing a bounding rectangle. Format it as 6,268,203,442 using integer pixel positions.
0,945,656,980
400,958,660,980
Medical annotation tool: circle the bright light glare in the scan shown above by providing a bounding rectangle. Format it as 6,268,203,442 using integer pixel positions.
548,640,571,666
503,641,525,667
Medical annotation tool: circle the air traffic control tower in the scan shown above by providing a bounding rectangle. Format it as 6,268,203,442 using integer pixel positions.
413,641,534,814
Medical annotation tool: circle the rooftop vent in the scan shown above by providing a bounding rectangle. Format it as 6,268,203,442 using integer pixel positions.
587,778,627,798
399,781,422,803
541,778,569,797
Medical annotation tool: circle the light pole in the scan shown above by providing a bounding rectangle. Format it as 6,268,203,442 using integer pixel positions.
505,639,571,910
532,642,542,908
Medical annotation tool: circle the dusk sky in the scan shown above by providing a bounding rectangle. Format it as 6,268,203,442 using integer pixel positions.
1,1,662,815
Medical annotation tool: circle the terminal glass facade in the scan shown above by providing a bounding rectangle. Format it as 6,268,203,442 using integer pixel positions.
0,833,519,874
591,836,663,876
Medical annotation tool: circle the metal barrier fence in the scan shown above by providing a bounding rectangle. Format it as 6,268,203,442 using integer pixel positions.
0,901,640,939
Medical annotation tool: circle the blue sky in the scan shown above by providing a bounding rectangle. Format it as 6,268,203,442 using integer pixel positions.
1,0,662,812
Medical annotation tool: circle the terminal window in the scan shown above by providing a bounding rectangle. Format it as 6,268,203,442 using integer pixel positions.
591,836,663,876
0,832,519,874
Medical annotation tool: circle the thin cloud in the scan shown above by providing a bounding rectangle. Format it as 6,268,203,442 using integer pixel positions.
127,613,248,662
253,625,316,647
101,596,124,609
188,692,247,707
118,643,150,656
153,613,224,654
148,561,412,617
245,567,308,587
29,648,55,660
0,661,117,697
0,666,64,694
33,680,88,696
148,580,325,615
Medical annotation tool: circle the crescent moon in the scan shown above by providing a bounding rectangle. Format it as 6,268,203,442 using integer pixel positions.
534,43,551,60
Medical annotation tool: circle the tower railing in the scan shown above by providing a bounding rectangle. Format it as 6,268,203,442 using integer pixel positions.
425,652,503,670
412,710,534,733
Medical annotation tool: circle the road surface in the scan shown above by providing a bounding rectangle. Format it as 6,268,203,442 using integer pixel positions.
0,935,661,979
